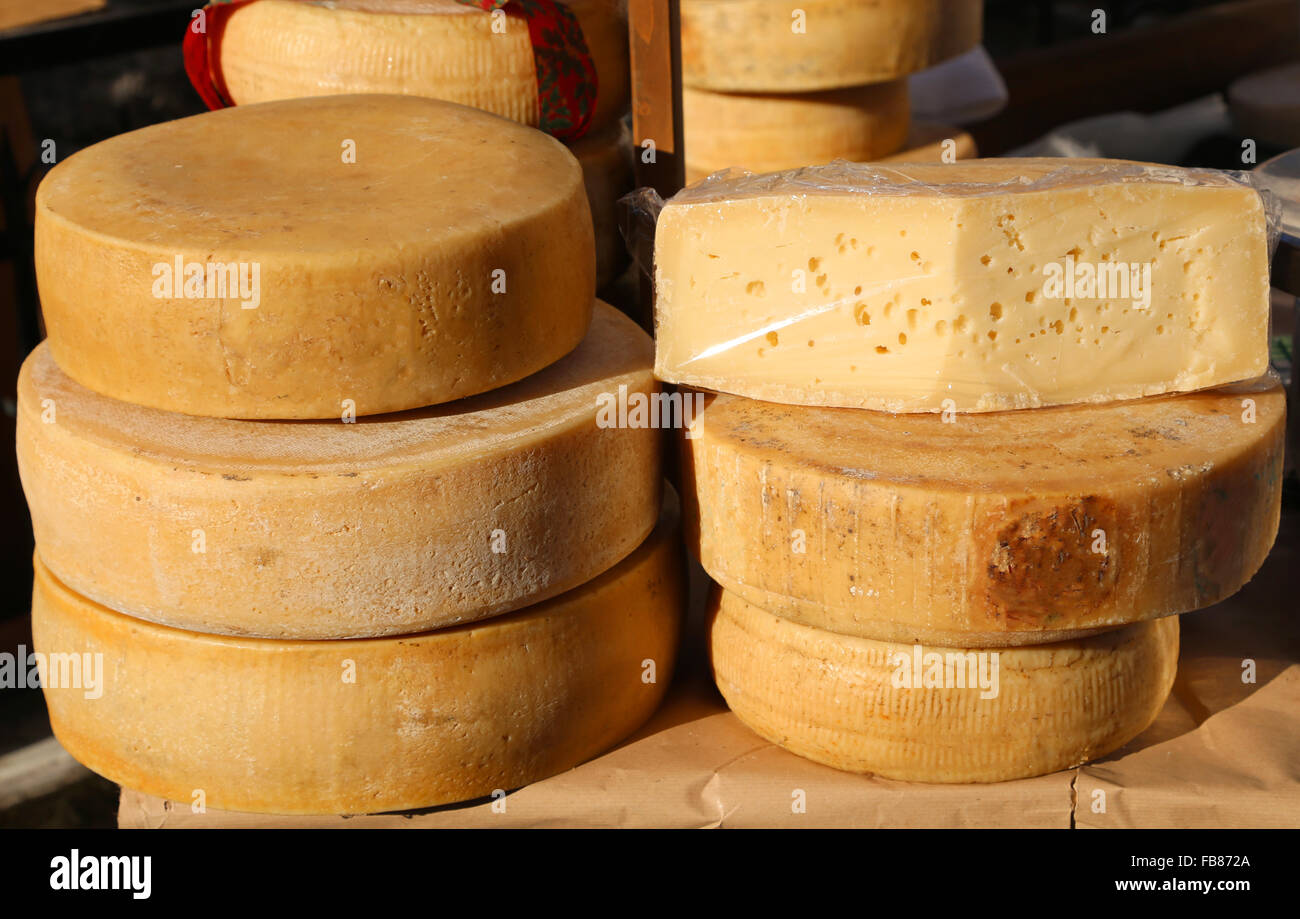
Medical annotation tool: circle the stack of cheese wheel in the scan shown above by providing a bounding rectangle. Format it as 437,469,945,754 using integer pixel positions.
19,94,683,815
653,157,1284,783
207,0,635,289
680,0,984,184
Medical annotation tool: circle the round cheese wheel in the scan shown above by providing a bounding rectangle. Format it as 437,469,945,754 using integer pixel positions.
34,94,595,419
1228,62,1300,149
878,120,977,162
215,0,631,132
683,383,1284,647
19,303,661,640
681,0,983,92
33,498,684,815
682,80,910,186
710,588,1178,783
570,120,633,290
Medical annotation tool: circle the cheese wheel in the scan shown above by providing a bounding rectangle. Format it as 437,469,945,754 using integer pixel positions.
682,383,1284,646
1228,62,1300,149
682,80,910,186
878,120,977,163
34,94,594,419
570,121,633,290
19,303,660,640
681,0,983,92
710,588,1178,783
215,0,631,132
33,500,684,815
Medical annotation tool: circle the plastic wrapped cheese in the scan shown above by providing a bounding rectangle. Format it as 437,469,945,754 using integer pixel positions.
653,158,1275,412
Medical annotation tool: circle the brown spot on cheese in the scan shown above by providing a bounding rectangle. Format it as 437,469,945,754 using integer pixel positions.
984,496,1117,626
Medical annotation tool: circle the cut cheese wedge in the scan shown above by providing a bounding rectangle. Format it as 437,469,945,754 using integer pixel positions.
681,0,982,92
878,120,977,163
654,158,1271,412
571,120,634,290
19,303,661,640
710,588,1178,783
682,80,910,186
33,499,684,815
34,94,594,418
215,0,630,132
682,383,1284,647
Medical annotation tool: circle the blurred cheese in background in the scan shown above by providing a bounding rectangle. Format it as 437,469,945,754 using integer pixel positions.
0,0,105,33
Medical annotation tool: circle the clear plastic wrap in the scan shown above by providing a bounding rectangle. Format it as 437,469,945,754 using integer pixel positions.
643,157,1280,414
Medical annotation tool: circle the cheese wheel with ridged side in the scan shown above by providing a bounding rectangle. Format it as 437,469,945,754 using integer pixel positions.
570,120,634,290
682,80,910,185
681,0,983,92
19,303,659,640
34,94,594,418
682,383,1284,647
215,0,630,132
33,499,684,815
709,588,1178,783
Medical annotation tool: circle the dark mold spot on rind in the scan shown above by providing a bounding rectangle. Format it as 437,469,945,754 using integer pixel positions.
984,496,1118,626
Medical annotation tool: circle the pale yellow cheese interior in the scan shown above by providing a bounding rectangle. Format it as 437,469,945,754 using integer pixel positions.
34,496,684,815
655,158,1271,412
20,303,662,640
710,588,1178,783
34,94,594,418
683,382,1284,646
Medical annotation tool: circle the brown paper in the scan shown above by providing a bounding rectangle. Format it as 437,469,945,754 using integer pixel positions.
119,513,1300,829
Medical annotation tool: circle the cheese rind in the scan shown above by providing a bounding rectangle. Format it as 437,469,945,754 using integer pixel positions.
571,121,634,289
878,120,977,163
34,94,594,418
19,304,661,640
681,0,982,92
710,588,1178,783
682,383,1284,646
33,503,684,815
655,158,1271,412
683,81,910,185
216,0,631,131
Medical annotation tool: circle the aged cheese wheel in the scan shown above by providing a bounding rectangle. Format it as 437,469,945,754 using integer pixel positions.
19,303,660,640
571,120,633,290
710,588,1178,783
654,159,1271,413
878,120,977,162
682,80,910,185
33,499,684,815
215,0,630,131
1228,62,1300,149
34,94,594,419
681,0,983,92
682,383,1284,646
